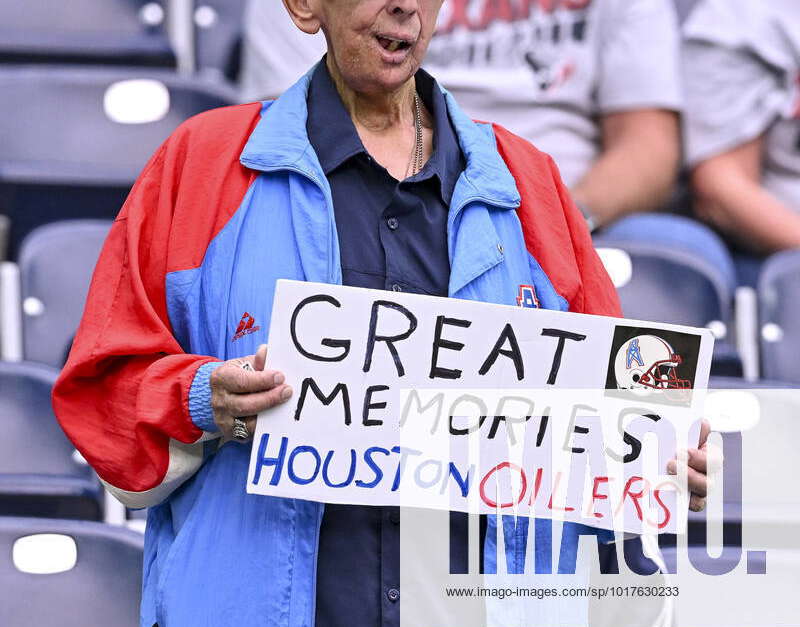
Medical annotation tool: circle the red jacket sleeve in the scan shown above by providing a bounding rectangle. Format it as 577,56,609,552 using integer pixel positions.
52,104,261,507
492,123,622,318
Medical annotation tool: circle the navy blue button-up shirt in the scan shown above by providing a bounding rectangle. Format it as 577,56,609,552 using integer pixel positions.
306,60,466,627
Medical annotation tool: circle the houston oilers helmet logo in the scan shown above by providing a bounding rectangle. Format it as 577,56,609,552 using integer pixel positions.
614,335,692,396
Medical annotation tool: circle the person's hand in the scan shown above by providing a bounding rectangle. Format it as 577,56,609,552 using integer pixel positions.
666,420,722,512
209,344,293,442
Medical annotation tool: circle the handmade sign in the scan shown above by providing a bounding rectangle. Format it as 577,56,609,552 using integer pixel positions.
247,280,713,533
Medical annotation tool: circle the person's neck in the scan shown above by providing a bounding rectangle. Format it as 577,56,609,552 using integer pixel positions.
326,56,416,133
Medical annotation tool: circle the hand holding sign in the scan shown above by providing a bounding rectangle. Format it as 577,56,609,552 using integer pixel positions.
209,344,294,442
667,419,723,512
247,281,715,534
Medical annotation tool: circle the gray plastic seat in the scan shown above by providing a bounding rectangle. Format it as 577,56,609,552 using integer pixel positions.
758,250,800,384
596,239,733,330
0,65,235,258
18,220,111,368
194,0,247,81
0,518,142,627
595,238,740,376
0,0,174,67
0,361,102,520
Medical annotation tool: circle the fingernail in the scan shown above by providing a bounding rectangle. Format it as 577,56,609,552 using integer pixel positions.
274,373,285,385
666,461,677,475
281,386,293,400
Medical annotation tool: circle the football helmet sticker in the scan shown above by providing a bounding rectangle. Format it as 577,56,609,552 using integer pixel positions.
614,334,692,395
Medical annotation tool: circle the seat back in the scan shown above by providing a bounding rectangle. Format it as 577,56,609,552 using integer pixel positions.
758,250,800,384
0,0,174,67
0,518,142,627
0,65,234,258
0,362,85,476
19,220,111,367
0,361,101,519
596,241,733,333
193,0,248,80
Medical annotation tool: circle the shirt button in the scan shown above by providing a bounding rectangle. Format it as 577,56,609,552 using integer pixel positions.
387,217,400,230
392,283,403,292
497,243,504,254
387,588,400,603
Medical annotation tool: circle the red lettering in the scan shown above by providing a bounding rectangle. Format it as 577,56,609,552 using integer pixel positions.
590,476,609,518
564,0,592,9
536,0,559,13
477,0,515,28
528,467,544,505
480,462,528,508
621,476,647,521
652,489,672,530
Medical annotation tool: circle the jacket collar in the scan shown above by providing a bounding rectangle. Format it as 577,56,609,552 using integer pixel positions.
240,62,521,211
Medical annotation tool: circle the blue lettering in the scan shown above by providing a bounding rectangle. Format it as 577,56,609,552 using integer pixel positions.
356,446,391,488
322,449,357,488
287,445,322,485
251,434,288,486
447,462,472,498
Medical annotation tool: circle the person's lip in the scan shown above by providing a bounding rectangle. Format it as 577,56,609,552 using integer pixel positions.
373,32,417,63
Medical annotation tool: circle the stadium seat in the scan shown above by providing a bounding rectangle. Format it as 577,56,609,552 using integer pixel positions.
193,0,247,81
594,240,733,331
758,250,800,384
0,0,174,67
0,361,102,520
595,239,740,375
17,220,111,368
0,65,236,259
0,517,142,627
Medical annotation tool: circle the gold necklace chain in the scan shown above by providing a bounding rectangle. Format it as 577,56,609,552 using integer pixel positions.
404,91,423,179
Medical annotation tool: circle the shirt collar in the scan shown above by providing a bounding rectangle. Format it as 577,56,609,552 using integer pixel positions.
306,61,365,175
417,66,463,205
240,61,520,212
306,60,463,204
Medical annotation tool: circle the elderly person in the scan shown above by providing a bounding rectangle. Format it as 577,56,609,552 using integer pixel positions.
53,1,711,625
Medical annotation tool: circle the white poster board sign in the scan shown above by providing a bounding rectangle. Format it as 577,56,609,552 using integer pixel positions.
247,280,713,534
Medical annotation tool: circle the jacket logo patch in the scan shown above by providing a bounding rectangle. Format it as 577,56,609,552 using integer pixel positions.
232,312,261,342
516,284,540,309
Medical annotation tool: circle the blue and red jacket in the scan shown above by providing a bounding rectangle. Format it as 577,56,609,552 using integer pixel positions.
52,70,620,626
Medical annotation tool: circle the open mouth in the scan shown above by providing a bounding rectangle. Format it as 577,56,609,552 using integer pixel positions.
376,35,412,53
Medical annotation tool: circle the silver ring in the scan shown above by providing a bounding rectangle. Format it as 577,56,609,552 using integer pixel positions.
232,418,250,441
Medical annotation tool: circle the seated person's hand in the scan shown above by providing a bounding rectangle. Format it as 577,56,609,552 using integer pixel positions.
209,344,293,441
666,420,722,512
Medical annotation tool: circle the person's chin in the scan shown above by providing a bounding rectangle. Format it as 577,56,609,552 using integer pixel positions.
365,58,420,93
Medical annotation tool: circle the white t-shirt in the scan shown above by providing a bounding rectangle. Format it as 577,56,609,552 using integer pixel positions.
239,0,327,101
424,0,683,187
682,0,800,211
